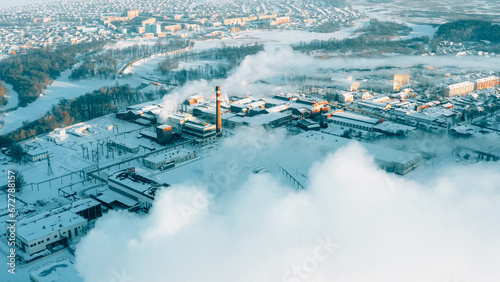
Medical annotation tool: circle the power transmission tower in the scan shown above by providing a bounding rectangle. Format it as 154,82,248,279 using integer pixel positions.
47,154,54,176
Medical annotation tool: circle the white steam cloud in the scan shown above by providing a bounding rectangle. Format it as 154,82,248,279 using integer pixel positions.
75,129,500,282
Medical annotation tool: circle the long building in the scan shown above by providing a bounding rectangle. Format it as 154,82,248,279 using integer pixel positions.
143,149,198,171
443,81,475,97
476,76,499,90
16,199,101,256
330,111,383,132
183,120,217,144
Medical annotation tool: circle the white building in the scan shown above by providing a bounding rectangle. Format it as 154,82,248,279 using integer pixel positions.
330,111,382,132
25,149,49,162
143,149,198,170
46,128,68,143
444,81,475,97
16,199,101,257
17,211,87,256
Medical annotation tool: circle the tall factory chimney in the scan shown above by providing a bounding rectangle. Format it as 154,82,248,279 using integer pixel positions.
216,85,222,136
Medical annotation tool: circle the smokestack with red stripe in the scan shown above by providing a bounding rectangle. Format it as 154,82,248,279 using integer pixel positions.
216,85,222,136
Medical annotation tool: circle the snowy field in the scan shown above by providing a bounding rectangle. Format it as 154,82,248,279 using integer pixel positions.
122,54,168,76
400,23,438,40
194,21,370,51
0,70,144,135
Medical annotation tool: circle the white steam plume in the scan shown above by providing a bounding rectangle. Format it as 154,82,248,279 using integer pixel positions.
75,130,500,282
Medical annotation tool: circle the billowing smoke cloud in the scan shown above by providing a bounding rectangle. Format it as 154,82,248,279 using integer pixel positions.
75,128,500,282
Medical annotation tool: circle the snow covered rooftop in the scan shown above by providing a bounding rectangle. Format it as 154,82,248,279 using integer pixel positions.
245,112,290,126
29,258,83,282
18,209,87,243
144,149,195,164
331,111,381,125
108,168,163,194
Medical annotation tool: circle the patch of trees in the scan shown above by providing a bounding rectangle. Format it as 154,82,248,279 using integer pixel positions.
314,20,343,33
293,35,429,55
5,84,149,142
0,41,107,107
435,20,500,43
69,52,118,80
166,65,230,85
157,44,264,85
69,39,194,81
356,19,413,36
0,80,7,105
108,39,194,60
196,44,265,68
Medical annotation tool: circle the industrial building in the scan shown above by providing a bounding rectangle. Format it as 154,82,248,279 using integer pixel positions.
357,100,392,111
243,112,293,129
330,111,383,132
297,119,321,131
183,120,217,144
443,81,475,97
110,141,140,153
156,124,173,145
184,94,205,105
25,149,49,162
46,128,68,143
107,168,169,209
143,149,198,170
164,112,196,132
16,199,101,256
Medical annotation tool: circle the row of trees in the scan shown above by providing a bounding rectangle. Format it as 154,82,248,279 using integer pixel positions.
0,41,107,106
292,35,429,55
107,38,194,60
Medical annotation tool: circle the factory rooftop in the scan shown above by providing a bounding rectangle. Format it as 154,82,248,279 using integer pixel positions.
17,210,87,243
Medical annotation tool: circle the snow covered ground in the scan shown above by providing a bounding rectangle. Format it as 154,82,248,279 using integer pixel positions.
194,21,369,51
401,23,438,40
0,70,144,135
122,54,168,76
